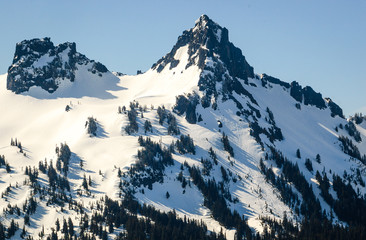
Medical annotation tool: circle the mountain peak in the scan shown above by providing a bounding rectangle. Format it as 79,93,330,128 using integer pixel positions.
191,14,228,45
7,37,109,94
152,15,253,79
195,14,210,24
193,14,216,31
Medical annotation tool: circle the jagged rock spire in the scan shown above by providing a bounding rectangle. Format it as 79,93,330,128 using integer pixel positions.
152,14,254,81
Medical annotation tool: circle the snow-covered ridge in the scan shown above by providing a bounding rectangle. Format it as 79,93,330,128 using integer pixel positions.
0,15,365,239
6,37,112,96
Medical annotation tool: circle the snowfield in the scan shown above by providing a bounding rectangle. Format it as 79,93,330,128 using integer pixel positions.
0,15,365,240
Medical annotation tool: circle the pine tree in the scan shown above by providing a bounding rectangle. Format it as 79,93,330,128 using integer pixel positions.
56,218,60,231
222,132,234,157
316,154,321,163
39,225,45,238
86,117,98,136
68,217,74,236
305,158,313,172
0,222,5,240
80,159,83,169
82,174,88,190
62,219,68,233
296,149,301,159
5,163,11,173
144,120,152,134
20,225,26,239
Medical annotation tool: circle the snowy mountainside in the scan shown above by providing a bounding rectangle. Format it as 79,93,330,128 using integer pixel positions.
0,15,365,239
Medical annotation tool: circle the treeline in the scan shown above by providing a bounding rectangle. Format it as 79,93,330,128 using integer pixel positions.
176,134,195,154
344,121,361,142
338,135,366,164
118,195,226,240
123,102,180,136
260,146,366,239
187,164,253,239
9,194,227,240
124,136,174,190
136,136,174,170
261,147,322,219
249,121,283,145
350,113,365,125
261,214,365,240
332,174,366,226
52,195,226,240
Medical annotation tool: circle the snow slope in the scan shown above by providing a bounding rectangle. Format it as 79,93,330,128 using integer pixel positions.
0,15,365,240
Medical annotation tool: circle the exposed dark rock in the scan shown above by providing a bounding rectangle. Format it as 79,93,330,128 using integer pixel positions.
295,103,301,110
261,74,290,88
174,95,190,116
289,81,326,109
217,120,223,128
303,86,326,109
200,94,211,108
290,81,303,103
113,71,125,77
169,59,179,70
325,98,344,118
173,93,199,124
93,62,108,73
7,37,109,94
152,15,255,106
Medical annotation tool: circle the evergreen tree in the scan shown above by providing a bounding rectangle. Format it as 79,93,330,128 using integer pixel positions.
86,117,98,136
222,132,234,157
62,219,68,234
55,218,60,231
20,225,26,239
316,154,321,163
144,120,153,134
305,158,313,172
0,222,5,240
296,149,301,159
176,134,195,154
82,174,88,190
125,106,138,135
5,163,11,173
68,217,74,236
167,113,180,135
7,219,17,238
157,106,166,125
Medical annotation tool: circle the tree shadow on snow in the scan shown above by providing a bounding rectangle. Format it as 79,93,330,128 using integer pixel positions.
95,122,108,138
67,153,89,181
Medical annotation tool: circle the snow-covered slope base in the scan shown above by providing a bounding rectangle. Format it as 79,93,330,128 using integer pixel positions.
0,15,365,240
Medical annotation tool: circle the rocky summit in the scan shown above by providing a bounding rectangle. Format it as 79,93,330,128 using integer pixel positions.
7,37,108,94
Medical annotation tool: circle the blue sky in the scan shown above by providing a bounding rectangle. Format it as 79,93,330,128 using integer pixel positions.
0,0,365,116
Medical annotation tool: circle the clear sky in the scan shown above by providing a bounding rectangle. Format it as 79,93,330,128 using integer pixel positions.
0,0,365,116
